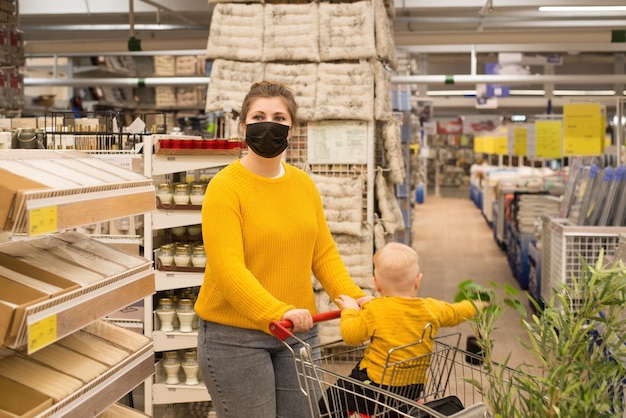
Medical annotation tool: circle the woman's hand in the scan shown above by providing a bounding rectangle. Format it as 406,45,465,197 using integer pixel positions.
335,295,360,310
282,308,313,332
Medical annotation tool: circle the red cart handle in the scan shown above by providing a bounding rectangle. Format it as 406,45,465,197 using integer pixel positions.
269,309,342,341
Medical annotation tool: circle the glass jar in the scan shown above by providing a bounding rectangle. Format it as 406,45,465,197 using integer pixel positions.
176,298,196,333
189,183,206,205
158,244,174,267
115,217,131,232
163,351,181,385
156,297,175,332
191,245,207,268
156,183,173,205
182,350,200,385
171,226,187,240
187,224,202,240
173,183,190,205
174,244,191,267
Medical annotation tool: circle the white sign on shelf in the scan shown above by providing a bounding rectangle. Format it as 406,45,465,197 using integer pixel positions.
306,120,368,164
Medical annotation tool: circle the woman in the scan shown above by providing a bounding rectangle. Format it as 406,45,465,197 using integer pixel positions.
194,81,369,417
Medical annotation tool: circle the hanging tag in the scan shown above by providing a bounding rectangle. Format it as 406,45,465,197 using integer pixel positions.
127,117,146,134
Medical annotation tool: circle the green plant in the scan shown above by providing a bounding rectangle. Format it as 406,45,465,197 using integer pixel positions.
456,252,626,418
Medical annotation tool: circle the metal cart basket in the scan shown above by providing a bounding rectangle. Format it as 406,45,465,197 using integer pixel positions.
268,311,523,418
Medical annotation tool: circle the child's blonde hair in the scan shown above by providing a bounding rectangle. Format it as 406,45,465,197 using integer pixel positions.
373,242,420,292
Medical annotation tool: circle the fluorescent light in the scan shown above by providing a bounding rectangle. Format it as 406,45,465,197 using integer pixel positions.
424,89,620,97
510,90,546,96
426,90,476,96
539,6,626,12
554,89,616,96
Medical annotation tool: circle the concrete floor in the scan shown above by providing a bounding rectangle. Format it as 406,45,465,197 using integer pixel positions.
411,191,537,368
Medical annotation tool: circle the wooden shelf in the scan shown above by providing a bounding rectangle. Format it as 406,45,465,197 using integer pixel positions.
0,150,156,236
38,344,154,418
9,263,154,353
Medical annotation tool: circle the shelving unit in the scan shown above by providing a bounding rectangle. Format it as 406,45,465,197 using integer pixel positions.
0,150,155,236
141,134,239,415
0,150,156,417
394,111,412,245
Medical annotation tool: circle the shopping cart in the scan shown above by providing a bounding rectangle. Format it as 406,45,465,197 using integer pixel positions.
269,310,504,418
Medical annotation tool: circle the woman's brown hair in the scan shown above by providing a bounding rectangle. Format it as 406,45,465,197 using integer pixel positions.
239,81,299,129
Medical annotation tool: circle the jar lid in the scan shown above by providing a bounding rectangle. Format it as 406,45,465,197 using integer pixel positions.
179,298,193,307
164,351,178,359
184,351,197,359
175,184,188,191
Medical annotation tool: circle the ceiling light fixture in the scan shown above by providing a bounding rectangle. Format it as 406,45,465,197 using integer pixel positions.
539,6,626,12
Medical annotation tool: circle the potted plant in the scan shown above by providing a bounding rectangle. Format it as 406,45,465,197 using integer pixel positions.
456,251,626,417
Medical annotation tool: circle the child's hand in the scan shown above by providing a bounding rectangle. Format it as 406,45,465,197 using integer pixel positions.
356,295,374,306
335,295,360,310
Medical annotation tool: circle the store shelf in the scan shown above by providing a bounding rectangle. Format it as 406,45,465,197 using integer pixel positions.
152,330,198,352
142,132,235,413
9,263,154,353
152,382,210,405
147,150,238,177
0,150,155,236
153,359,210,405
154,270,203,292
153,209,202,231
37,344,154,418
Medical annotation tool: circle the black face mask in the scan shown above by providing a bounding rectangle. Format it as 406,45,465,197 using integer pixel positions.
245,122,290,158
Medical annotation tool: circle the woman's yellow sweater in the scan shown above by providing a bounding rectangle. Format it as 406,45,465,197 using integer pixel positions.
194,160,365,333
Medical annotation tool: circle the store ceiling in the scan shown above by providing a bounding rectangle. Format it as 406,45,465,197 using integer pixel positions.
18,0,626,55
18,0,626,114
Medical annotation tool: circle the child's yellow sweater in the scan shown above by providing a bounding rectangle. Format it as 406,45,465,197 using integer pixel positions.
341,297,477,385
194,160,365,333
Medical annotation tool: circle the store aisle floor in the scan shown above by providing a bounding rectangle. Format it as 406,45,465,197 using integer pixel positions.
411,193,536,367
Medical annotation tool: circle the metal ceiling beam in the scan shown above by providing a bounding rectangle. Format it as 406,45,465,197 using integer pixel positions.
397,43,626,54
24,39,208,55
23,74,626,87
394,30,614,47
393,0,626,8
392,74,626,85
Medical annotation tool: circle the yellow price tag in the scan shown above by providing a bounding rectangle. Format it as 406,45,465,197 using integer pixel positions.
29,206,58,236
28,314,57,353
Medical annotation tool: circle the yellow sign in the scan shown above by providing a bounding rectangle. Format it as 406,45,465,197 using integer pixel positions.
495,134,508,155
535,120,563,159
28,314,57,353
513,127,528,156
485,135,496,154
563,103,604,156
29,206,58,236
474,136,485,153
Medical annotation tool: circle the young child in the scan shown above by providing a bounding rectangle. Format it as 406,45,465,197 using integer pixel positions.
319,242,488,416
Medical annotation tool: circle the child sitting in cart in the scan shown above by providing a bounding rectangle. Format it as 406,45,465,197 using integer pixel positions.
319,242,488,417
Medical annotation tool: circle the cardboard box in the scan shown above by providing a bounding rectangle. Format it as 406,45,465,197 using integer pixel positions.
9,118,38,129
0,375,53,418
0,275,50,346
0,168,50,231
